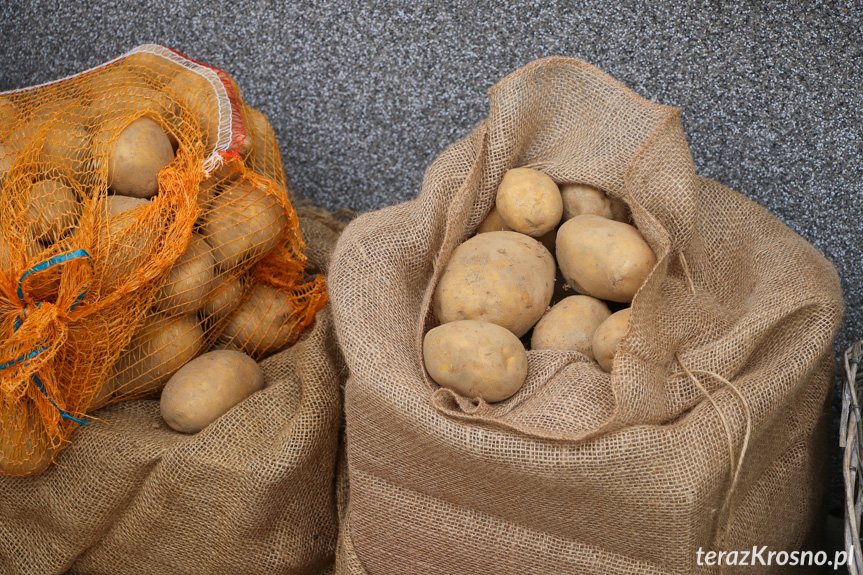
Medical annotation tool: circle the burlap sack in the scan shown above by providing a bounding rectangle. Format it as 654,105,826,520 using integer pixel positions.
329,57,843,574
0,207,347,575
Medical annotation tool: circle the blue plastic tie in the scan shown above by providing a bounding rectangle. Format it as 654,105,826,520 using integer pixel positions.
31,373,88,425
17,249,91,303
2,249,93,426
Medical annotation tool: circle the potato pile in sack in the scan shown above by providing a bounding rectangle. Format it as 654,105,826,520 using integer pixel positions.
0,45,344,575
329,57,843,574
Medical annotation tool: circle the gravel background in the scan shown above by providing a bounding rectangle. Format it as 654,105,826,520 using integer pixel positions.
1,0,860,520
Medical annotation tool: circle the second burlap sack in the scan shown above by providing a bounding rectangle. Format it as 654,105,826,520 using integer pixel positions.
329,57,843,574
0,206,347,575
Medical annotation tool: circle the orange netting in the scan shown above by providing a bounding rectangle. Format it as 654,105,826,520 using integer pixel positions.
0,45,328,476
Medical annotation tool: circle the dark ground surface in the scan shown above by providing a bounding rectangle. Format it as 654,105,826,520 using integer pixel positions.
1,0,860,546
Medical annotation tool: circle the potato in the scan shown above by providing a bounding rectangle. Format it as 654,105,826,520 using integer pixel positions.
2,110,87,178
423,320,527,403
101,195,153,290
209,340,240,352
107,194,149,216
29,98,75,124
26,179,80,243
105,116,174,198
233,102,254,158
0,235,13,270
200,274,245,323
160,349,265,433
108,313,204,397
476,205,513,233
22,228,50,260
246,108,279,174
495,167,562,237
593,307,631,372
218,284,299,357
477,204,559,250
123,51,180,86
531,296,611,358
164,68,221,148
433,231,555,337
0,144,18,181
556,214,656,303
91,78,181,151
2,122,38,170
0,408,55,476
155,234,216,315
164,68,249,155
42,120,89,175
233,126,254,159
201,180,286,271
90,67,147,95
560,183,629,223
0,96,20,134
198,163,240,205
89,84,175,125
88,379,116,412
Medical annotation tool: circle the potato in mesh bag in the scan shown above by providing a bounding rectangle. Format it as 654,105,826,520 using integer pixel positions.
0,44,327,476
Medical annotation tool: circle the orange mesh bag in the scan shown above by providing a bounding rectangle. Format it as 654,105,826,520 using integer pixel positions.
0,205,346,574
329,57,843,574
0,45,327,477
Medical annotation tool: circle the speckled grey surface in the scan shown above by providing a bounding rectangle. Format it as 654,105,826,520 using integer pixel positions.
1,1,861,516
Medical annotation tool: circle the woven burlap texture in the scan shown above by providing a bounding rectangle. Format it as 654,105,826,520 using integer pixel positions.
0,207,346,575
329,57,843,574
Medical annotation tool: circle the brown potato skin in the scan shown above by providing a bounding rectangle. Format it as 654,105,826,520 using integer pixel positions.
531,296,611,359
433,231,556,337
423,320,527,403
0,97,19,134
160,349,265,434
43,121,89,176
107,116,175,198
164,68,221,148
560,183,630,223
0,409,55,476
556,214,657,303
107,314,204,397
246,108,280,175
200,274,245,323
218,284,299,357
233,102,254,158
107,195,149,216
89,84,176,131
476,205,513,233
155,234,216,315
0,235,13,270
88,379,116,412
0,144,18,181
593,307,631,372
495,167,562,237
101,195,154,290
26,179,80,243
197,164,241,206
123,52,180,87
477,206,556,252
202,180,287,271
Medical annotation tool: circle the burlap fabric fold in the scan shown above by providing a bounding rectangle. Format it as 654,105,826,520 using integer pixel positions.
329,57,843,574
0,207,347,575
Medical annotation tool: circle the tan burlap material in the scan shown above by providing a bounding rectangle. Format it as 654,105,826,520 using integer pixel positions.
0,207,346,575
329,57,843,574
